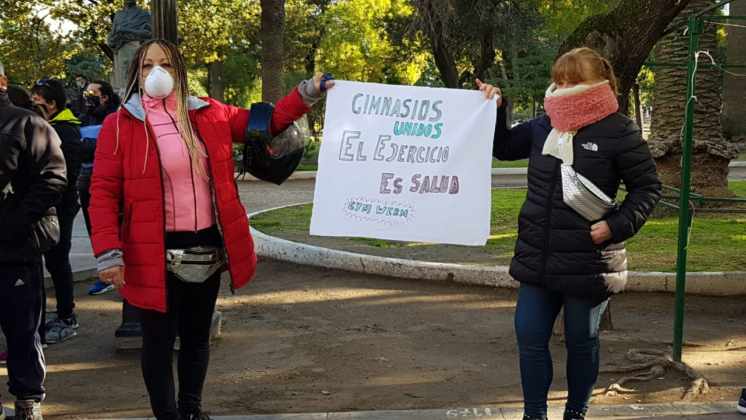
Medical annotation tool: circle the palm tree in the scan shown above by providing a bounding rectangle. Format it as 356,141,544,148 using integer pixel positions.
722,0,746,146
648,0,737,194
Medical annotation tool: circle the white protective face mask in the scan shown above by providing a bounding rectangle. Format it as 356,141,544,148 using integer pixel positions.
143,66,175,98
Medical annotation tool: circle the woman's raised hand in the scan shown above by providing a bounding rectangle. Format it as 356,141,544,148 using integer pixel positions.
313,73,335,93
476,79,503,108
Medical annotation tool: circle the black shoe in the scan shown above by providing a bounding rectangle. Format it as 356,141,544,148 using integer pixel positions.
14,400,42,420
738,388,746,415
65,314,79,329
564,408,586,420
114,321,142,338
523,416,547,420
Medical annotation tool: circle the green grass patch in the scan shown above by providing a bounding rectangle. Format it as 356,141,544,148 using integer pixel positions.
730,180,746,197
296,163,318,172
252,181,746,272
492,159,528,168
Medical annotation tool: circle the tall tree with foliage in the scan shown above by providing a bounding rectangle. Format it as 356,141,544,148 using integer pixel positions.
648,0,737,193
410,0,615,111
501,0,616,116
180,0,260,102
412,0,532,88
0,0,76,86
316,0,428,84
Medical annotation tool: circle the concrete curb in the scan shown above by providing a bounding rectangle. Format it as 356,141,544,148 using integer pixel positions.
125,401,739,419
250,203,746,297
239,162,746,183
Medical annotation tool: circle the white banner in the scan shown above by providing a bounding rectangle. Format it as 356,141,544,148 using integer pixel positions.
310,80,496,246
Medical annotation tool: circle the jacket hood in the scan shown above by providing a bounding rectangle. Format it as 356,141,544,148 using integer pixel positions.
123,93,210,122
50,108,81,125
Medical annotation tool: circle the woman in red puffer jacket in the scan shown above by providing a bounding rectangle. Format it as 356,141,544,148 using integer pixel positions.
90,39,332,420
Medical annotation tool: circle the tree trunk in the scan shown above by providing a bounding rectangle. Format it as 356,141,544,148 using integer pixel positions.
474,28,496,82
633,83,643,129
559,0,693,115
722,0,746,144
260,0,285,103
150,0,178,44
648,0,736,193
413,0,460,88
303,1,330,138
207,61,225,102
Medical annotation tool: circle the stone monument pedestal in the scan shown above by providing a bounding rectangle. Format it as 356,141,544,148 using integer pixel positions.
111,40,142,96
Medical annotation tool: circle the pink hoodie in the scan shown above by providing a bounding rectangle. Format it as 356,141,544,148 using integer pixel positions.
142,94,215,232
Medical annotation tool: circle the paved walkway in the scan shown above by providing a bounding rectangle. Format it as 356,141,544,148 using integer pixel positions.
48,403,743,419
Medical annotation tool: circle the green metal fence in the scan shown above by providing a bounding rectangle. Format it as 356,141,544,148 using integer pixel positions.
673,0,746,362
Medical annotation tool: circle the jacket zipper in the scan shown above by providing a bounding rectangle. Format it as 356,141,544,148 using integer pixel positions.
192,122,234,294
164,103,199,232
142,120,170,277
538,159,561,281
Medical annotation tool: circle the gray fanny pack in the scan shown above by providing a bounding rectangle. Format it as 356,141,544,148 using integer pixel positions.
560,164,617,222
166,246,225,283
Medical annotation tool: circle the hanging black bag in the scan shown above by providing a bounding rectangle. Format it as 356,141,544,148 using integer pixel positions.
240,102,305,185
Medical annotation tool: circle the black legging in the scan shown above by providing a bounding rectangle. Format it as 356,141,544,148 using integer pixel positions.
43,196,79,319
141,272,220,419
79,183,92,236
140,226,223,419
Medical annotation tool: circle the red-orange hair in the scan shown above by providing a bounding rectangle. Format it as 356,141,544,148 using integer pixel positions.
552,47,618,94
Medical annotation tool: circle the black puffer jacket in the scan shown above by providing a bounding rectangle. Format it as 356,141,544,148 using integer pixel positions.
48,108,82,209
0,92,67,263
493,105,661,303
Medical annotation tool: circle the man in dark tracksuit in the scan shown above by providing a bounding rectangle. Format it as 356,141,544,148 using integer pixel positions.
0,61,67,419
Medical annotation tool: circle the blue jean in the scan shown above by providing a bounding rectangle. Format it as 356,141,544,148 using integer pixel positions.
514,283,608,418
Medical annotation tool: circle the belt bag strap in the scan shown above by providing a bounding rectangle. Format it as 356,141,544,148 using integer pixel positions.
166,246,225,283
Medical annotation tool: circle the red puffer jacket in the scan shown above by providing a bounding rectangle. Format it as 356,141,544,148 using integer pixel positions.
90,89,309,312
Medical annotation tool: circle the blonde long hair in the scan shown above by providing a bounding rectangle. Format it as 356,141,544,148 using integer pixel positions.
120,39,206,175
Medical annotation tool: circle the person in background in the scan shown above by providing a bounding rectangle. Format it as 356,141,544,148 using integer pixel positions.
1,60,67,420
7,85,48,119
68,74,90,118
7,85,33,109
79,80,121,295
30,79,83,345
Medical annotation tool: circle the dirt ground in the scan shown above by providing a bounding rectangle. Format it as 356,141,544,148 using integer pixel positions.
3,259,746,419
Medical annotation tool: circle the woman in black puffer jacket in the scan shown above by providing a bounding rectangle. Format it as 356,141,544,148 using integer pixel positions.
480,48,661,420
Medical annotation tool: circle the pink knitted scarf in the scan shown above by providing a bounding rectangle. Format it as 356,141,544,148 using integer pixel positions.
543,81,619,132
